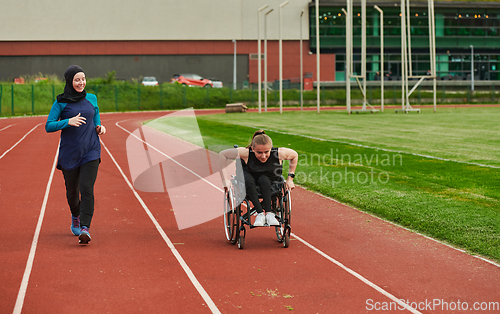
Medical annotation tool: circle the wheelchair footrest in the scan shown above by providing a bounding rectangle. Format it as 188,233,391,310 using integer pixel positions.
250,223,280,229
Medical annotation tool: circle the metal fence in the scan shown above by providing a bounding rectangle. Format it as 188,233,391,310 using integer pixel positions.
0,81,499,117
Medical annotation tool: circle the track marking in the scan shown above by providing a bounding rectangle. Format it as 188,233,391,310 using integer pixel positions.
0,124,15,132
0,124,40,160
13,145,59,314
238,124,500,169
100,139,221,314
291,233,422,314
115,119,423,311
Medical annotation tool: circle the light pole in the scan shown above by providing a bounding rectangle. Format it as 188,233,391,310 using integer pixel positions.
279,1,289,114
374,5,384,112
300,9,304,111
470,45,474,92
258,5,269,114
233,39,237,91
315,0,320,113
264,8,273,112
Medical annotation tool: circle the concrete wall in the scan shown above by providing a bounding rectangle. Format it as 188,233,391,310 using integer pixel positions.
0,0,323,83
0,0,310,41
0,54,249,84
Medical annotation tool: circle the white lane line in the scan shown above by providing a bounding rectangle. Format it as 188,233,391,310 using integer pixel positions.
101,139,221,314
0,124,40,160
0,124,15,132
13,145,59,314
292,234,421,313
115,119,420,312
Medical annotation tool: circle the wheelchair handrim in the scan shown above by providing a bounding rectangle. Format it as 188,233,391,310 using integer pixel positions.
223,189,234,241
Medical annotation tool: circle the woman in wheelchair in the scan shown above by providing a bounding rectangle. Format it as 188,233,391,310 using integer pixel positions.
220,130,298,227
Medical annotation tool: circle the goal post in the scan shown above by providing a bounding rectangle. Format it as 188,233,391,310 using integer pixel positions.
345,0,378,114
344,0,437,114
397,0,437,113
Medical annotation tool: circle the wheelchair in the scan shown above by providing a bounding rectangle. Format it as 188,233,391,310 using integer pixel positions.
224,174,292,249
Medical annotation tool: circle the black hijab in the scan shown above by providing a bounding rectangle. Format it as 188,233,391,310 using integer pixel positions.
56,65,87,103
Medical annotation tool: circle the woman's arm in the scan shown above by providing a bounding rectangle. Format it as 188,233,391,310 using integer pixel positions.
86,94,101,127
219,147,248,190
86,93,106,135
87,94,106,135
278,147,298,190
45,101,68,133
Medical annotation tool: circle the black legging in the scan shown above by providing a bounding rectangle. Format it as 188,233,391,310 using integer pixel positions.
61,159,100,228
244,172,276,214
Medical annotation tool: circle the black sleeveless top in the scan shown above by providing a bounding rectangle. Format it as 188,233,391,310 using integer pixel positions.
245,147,282,179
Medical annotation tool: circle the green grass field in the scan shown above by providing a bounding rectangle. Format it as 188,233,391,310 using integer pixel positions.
149,107,500,262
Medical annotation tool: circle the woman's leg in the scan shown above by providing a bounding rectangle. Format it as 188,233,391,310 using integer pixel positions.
78,159,100,228
61,167,81,217
244,172,263,213
256,175,272,213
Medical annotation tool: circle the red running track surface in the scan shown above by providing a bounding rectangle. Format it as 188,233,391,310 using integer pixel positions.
1,111,499,313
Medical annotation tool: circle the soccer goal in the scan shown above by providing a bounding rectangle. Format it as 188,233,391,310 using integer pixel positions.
397,0,437,113
345,0,378,114
345,0,437,114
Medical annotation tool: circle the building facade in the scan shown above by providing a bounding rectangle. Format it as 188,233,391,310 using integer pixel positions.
313,0,500,81
1,0,498,84
0,0,336,85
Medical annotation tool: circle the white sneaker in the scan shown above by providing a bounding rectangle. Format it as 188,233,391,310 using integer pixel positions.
254,213,266,227
266,212,280,226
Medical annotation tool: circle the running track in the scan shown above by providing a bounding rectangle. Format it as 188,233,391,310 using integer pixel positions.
1,111,498,313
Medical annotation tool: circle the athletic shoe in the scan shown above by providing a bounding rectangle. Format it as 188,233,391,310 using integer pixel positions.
254,213,266,227
79,226,91,244
266,212,280,226
71,215,81,236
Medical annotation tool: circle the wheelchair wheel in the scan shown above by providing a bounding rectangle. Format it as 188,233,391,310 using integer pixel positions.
275,189,291,245
284,189,291,226
224,188,239,244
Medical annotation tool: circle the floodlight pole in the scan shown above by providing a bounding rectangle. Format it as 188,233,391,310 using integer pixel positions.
258,4,269,114
406,0,413,75
429,0,437,112
300,9,304,111
401,0,406,110
343,6,350,114
315,0,320,113
264,9,273,112
279,1,289,114
361,0,367,108
470,45,474,92
233,39,237,91
374,5,384,112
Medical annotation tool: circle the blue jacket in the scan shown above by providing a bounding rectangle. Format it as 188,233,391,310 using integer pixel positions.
46,93,101,171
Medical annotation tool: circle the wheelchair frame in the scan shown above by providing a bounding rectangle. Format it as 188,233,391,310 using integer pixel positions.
224,176,291,249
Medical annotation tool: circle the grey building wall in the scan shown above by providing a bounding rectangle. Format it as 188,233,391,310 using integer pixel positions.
0,55,248,85
0,0,310,41
0,0,309,82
